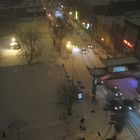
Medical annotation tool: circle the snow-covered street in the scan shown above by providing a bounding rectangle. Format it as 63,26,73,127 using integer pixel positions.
0,20,133,140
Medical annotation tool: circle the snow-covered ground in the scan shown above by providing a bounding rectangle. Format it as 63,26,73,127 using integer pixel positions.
0,63,68,140
0,20,134,140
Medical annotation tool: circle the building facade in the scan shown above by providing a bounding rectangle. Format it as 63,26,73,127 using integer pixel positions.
93,11,140,58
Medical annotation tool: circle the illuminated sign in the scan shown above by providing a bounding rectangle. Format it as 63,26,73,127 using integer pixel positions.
123,39,134,48
75,11,79,20
113,66,128,73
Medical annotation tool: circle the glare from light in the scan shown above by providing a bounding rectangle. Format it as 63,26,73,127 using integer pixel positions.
72,46,80,53
48,13,51,17
128,106,132,110
101,37,105,41
66,41,72,49
123,39,134,48
10,42,17,47
55,10,62,17
69,11,72,15
77,92,83,100
82,22,85,25
75,11,78,20
61,5,64,8
86,23,90,29
114,107,117,110
11,37,16,42
101,81,104,84
2,49,20,56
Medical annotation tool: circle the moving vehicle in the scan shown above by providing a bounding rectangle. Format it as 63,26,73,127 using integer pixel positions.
110,99,122,111
87,45,93,49
81,47,88,54
111,85,122,97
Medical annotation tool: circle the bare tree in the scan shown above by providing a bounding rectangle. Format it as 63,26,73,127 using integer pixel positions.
58,85,75,116
17,27,42,64
56,83,76,133
8,119,27,140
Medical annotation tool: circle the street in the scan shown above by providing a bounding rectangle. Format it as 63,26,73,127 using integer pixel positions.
0,6,140,140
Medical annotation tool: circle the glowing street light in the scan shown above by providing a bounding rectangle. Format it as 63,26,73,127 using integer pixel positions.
69,11,72,15
61,5,64,8
75,11,78,20
11,37,16,42
66,41,72,49
72,45,80,53
82,22,85,25
48,13,51,17
101,37,105,42
86,23,90,29
10,42,17,47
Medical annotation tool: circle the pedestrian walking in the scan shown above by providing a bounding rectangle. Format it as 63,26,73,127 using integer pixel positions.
53,38,56,46
2,131,6,138
80,117,85,125
83,126,86,131
80,125,83,131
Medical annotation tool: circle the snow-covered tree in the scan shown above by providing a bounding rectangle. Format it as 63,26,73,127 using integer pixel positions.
17,27,42,64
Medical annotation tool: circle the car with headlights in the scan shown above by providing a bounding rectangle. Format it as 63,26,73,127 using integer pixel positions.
87,45,93,49
81,47,88,54
110,99,122,111
111,85,122,97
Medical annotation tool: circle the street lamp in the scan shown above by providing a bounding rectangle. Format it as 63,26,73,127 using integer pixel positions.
82,22,85,25
101,37,105,42
66,41,72,53
69,11,72,15
11,37,16,42
48,13,51,17
61,5,64,8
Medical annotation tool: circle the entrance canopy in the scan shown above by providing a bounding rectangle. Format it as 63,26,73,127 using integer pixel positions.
103,56,139,67
87,66,108,76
